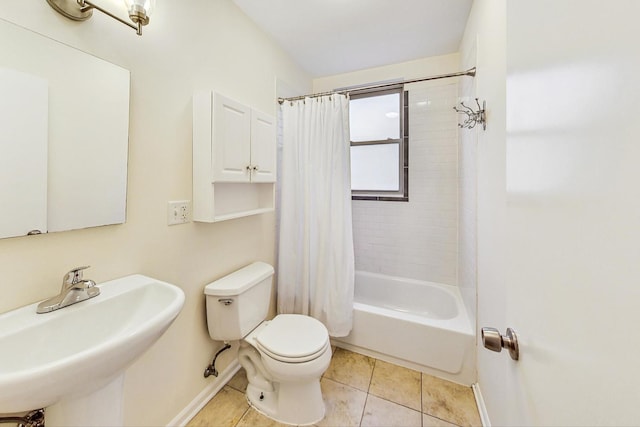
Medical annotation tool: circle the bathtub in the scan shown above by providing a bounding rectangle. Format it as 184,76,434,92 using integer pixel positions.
332,271,476,385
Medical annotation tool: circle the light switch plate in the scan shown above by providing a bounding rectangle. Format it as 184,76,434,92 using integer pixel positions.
167,200,191,225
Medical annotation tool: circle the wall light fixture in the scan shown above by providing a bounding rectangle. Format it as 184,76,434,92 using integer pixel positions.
46,0,155,36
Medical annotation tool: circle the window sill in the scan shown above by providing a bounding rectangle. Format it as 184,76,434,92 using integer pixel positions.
352,195,408,202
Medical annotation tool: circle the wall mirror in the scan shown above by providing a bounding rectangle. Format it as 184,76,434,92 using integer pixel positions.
0,18,129,239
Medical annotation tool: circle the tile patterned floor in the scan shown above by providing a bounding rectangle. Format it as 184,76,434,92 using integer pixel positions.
187,347,481,427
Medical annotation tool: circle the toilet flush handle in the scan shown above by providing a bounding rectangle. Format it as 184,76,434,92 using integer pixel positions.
218,298,233,306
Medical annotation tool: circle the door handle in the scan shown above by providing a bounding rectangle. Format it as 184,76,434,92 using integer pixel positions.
481,327,519,361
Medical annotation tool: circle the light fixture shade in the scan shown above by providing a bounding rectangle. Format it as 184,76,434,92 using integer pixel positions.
124,0,155,18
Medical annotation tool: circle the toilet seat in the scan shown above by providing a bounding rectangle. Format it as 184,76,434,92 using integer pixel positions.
255,314,329,363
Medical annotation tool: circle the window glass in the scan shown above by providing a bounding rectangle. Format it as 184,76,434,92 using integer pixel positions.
350,143,399,191
349,93,400,142
348,86,407,200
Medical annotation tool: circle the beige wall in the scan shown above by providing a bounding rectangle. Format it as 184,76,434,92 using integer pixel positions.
313,54,460,93
0,1,310,425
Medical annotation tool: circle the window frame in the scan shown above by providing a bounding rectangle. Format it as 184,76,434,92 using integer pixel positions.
349,85,408,201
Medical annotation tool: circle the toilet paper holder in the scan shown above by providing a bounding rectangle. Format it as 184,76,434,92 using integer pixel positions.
481,327,519,361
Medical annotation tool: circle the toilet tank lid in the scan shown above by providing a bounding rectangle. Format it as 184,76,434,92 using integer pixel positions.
204,262,274,296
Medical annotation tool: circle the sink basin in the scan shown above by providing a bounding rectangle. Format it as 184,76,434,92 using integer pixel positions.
0,274,185,415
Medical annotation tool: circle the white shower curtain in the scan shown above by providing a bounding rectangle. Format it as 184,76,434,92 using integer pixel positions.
278,95,354,337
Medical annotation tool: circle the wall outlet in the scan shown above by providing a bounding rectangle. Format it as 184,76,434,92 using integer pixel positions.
167,200,191,225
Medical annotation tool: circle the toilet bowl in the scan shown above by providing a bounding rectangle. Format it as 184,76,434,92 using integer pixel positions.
240,314,331,424
204,262,331,426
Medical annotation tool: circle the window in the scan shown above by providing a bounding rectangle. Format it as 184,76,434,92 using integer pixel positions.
349,86,408,201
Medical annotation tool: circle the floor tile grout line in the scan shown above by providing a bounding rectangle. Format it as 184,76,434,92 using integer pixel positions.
420,372,423,427
358,358,377,427
367,390,423,414
358,392,370,427
423,411,466,427
366,360,423,414
322,374,370,393
233,405,251,427
326,373,424,416
367,358,376,394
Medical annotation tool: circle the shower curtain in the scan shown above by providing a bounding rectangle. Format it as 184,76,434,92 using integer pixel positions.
278,95,354,337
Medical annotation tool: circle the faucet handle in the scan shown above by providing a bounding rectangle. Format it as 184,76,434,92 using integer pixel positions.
63,266,91,286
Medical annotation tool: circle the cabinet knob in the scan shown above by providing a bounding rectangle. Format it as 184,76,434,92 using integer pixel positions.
252,165,259,172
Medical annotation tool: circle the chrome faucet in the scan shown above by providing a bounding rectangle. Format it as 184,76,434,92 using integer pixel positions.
36,266,100,314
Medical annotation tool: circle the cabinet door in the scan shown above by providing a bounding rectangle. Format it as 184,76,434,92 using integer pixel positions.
250,109,276,183
212,93,251,182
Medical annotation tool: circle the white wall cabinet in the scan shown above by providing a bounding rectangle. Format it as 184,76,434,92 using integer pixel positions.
249,109,277,183
210,95,276,183
193,91,276,222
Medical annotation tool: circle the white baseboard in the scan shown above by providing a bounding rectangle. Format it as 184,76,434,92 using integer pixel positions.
167,361,240,427
471,382,491,427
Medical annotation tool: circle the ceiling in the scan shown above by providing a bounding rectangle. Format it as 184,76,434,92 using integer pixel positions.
233,0,473,77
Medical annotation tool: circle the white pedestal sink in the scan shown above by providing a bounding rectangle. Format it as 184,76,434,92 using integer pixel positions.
0,274,185,426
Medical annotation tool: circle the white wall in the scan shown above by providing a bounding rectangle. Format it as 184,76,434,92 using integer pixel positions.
314,55,461,285
0,1,310,425
458,0,507,424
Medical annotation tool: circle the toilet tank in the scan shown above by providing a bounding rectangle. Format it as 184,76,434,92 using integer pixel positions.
204,261,274,341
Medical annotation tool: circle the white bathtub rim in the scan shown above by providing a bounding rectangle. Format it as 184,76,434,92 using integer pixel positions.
347,270,476,382
355,270,462,297
354,270,474,336
353,301,472,336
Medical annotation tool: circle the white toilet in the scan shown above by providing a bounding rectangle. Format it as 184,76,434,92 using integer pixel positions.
204,262,331,426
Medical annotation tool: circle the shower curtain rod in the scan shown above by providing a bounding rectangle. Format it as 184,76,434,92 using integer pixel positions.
277,67,476,104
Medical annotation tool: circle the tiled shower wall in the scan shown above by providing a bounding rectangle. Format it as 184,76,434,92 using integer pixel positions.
458,48,478,320
352,83,459,285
